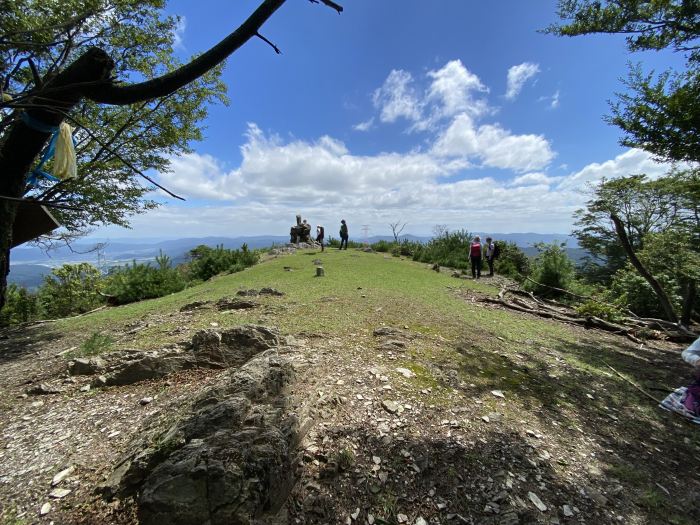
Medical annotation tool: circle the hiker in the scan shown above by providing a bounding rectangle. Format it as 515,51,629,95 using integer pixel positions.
469,235,482,279
484,236,497,277
660,337,700,423
316,225,325,252
339,219,349,250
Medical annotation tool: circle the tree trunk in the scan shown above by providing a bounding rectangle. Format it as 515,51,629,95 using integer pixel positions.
0,49,115,309
681,279,697,328
610,213,679,323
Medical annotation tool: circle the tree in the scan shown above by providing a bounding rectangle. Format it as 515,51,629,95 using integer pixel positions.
576,169,700,325
0,0,343,310
389,221,407,242
547,0,700,163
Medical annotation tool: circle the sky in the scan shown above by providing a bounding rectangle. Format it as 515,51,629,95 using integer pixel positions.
96,0,686,240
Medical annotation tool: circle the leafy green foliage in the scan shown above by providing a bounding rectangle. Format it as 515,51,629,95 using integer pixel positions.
1,0,227,246
493,241,530,280
0,284,40,326
548,0,699,163
39,263,104,318
186,244,260,282
525,243,576,297
575,299,626,323
104,252,186,305
412,229,472,269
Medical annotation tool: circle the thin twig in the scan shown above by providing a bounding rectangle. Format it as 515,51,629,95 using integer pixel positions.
308,0,343,13
0,194,86,211
256,32,281,54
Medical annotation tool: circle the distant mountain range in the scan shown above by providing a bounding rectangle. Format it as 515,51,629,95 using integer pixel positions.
8,232,581,290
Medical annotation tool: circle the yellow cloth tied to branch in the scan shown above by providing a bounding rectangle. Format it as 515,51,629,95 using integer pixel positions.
52,122,77,180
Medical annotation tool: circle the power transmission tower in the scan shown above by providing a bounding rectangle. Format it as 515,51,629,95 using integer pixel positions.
361,225,370,245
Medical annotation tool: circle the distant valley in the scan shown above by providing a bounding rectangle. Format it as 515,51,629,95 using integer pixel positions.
9,232,582,289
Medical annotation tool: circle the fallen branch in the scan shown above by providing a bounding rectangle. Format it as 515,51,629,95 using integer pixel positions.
28,305,107,325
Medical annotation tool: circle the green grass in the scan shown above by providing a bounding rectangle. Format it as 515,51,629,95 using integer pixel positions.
55,249,571,352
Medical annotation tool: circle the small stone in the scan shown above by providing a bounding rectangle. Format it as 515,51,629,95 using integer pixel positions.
378,471,388,483
397,514,408,523
51,466,74,486
491,390,505,398
80,384,90,392
395,367,415,378
415,518,427,525
528,491,547,512
382,400,400,414
351,507,360,520
139,397,153,405
210,322,219,327
93,375,107,387
368,515,375,525
373,456,381,464
40,502,51,515
49,488,71,499
562,505,574,517
482,415,490,423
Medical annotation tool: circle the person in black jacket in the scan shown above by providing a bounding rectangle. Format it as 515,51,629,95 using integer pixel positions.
339,219,349,250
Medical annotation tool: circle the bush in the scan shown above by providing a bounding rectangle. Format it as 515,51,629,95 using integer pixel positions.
186,244,259,281
0,284,41,326
609,265,682,318
77,332,113,356
412,229,472,269
493,241,529,280
39,263,104,318
326,236,364,249
575,299,626,323
104,252,186,304
371,239,393,252
525,242,575,297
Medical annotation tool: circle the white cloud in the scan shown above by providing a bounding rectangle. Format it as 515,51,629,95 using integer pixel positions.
432,113,555,172
353,117,374,132
550,90,560,109
510,172,559,186
505,62,540,100
372,70,422,124
425,59,489,122
172,16,186,50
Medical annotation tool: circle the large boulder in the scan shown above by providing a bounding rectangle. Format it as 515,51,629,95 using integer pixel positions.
105,352,190,386
103,351,305,525
191,325,282,368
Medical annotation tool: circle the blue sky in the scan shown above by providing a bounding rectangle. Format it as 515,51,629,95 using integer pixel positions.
99,0,685,239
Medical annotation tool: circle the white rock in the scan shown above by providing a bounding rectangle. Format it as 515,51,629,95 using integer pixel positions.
491,390,505,398
397,514,408,523
415,518,427,525
40,502,51,515
367,514,375,525
528,491,547,512
139,397,153,405
351,507,360,520
49,488,71,499
562,504,574,517
395,367,415,378
51,466,74,486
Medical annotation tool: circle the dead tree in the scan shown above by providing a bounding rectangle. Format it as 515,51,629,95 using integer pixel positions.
0,0,342,310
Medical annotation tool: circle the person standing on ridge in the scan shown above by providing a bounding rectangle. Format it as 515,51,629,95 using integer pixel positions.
470,235,483,279
484,236,496,277
339,219,349,250
316,225,325,251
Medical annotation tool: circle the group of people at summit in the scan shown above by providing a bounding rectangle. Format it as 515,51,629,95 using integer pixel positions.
313,221,498,279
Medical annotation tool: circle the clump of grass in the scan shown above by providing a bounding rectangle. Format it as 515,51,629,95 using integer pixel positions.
333,447,355,471
76,332,113,356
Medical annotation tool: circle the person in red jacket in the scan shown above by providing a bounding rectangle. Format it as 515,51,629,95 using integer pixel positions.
470,235,483,279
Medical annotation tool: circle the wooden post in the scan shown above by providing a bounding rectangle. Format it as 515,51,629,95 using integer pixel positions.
316,267,325,277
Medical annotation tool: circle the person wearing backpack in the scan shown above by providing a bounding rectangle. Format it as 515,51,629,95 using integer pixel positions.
484,236,498,277
316,225,325,251
469,235,483,279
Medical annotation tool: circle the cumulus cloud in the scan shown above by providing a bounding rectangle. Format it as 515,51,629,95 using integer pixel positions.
505,62,540,100
425,59,489,122
143,120,675,239
432,113,555,172
372,70,422,124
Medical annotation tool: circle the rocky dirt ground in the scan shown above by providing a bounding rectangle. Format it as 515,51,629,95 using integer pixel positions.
0,274,699,524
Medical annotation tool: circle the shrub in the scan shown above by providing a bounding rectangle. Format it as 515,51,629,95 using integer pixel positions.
493,241,529,280
575,299,626,323
39,263,104,318
524,242,575,297
371,239,393,252
412,229,472,269
104,252,186,304
77,332,113,356
609,265,682,318
186,244,259,281
0,284,41,326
